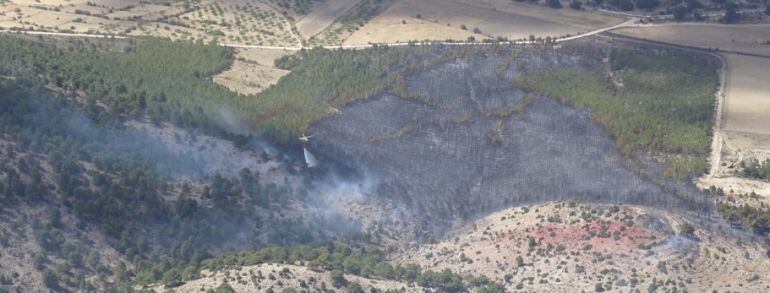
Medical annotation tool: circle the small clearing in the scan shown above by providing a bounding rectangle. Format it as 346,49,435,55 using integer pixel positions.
213,47,292,95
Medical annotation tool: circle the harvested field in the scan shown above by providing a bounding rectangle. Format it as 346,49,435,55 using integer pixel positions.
722,54,770,136
614,24,770,57
295,0,360,40
344,0,623,44
213,48,292,95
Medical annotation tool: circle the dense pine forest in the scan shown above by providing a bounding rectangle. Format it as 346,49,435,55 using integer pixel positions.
0,36,441,141
520,48,718,178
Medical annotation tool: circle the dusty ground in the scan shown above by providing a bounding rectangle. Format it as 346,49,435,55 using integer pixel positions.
151,263,428,292
722,54,770,137
394,202,770,292
344,0,624,44
698,54,770,199
614,23,770,57
213,47,292,95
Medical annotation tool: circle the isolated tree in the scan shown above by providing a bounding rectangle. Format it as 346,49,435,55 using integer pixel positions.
619,0,634,10
672,5,689,20
473,27,482,34
635,0,660,10
41,269,59,289
346,282,365,293
330,269,347,287
686,0,702,11
213,282,236,293
548,0,563,8
722,1,740,23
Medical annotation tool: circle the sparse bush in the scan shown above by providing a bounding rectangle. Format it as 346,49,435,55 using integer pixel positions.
41,269,58,289
212,282,235,293
330,269,347,288
672,5,689,21
548,0,563,8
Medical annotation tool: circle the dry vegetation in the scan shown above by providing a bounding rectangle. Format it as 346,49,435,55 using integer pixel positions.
152,263,429,292
394,202,770,292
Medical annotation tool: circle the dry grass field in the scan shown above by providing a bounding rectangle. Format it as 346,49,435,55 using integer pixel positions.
614,24,770,57
344,0,624,44
723,54,770,136
213,47,292,95
394,202,770,292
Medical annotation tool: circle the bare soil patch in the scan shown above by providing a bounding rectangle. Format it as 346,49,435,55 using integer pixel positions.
213,47,292,95
394,202,770,292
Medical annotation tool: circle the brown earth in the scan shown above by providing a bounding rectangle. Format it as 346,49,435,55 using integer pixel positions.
394,202,770,292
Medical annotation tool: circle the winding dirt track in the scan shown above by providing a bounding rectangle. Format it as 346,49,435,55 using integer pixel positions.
2,16,639,50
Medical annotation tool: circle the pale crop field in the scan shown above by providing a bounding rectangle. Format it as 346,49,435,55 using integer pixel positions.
723,54,770,137
344,0,623,44
615,23,770,57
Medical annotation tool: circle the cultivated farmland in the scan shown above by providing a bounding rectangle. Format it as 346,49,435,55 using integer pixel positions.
614,23,770,57
344,0,624,44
